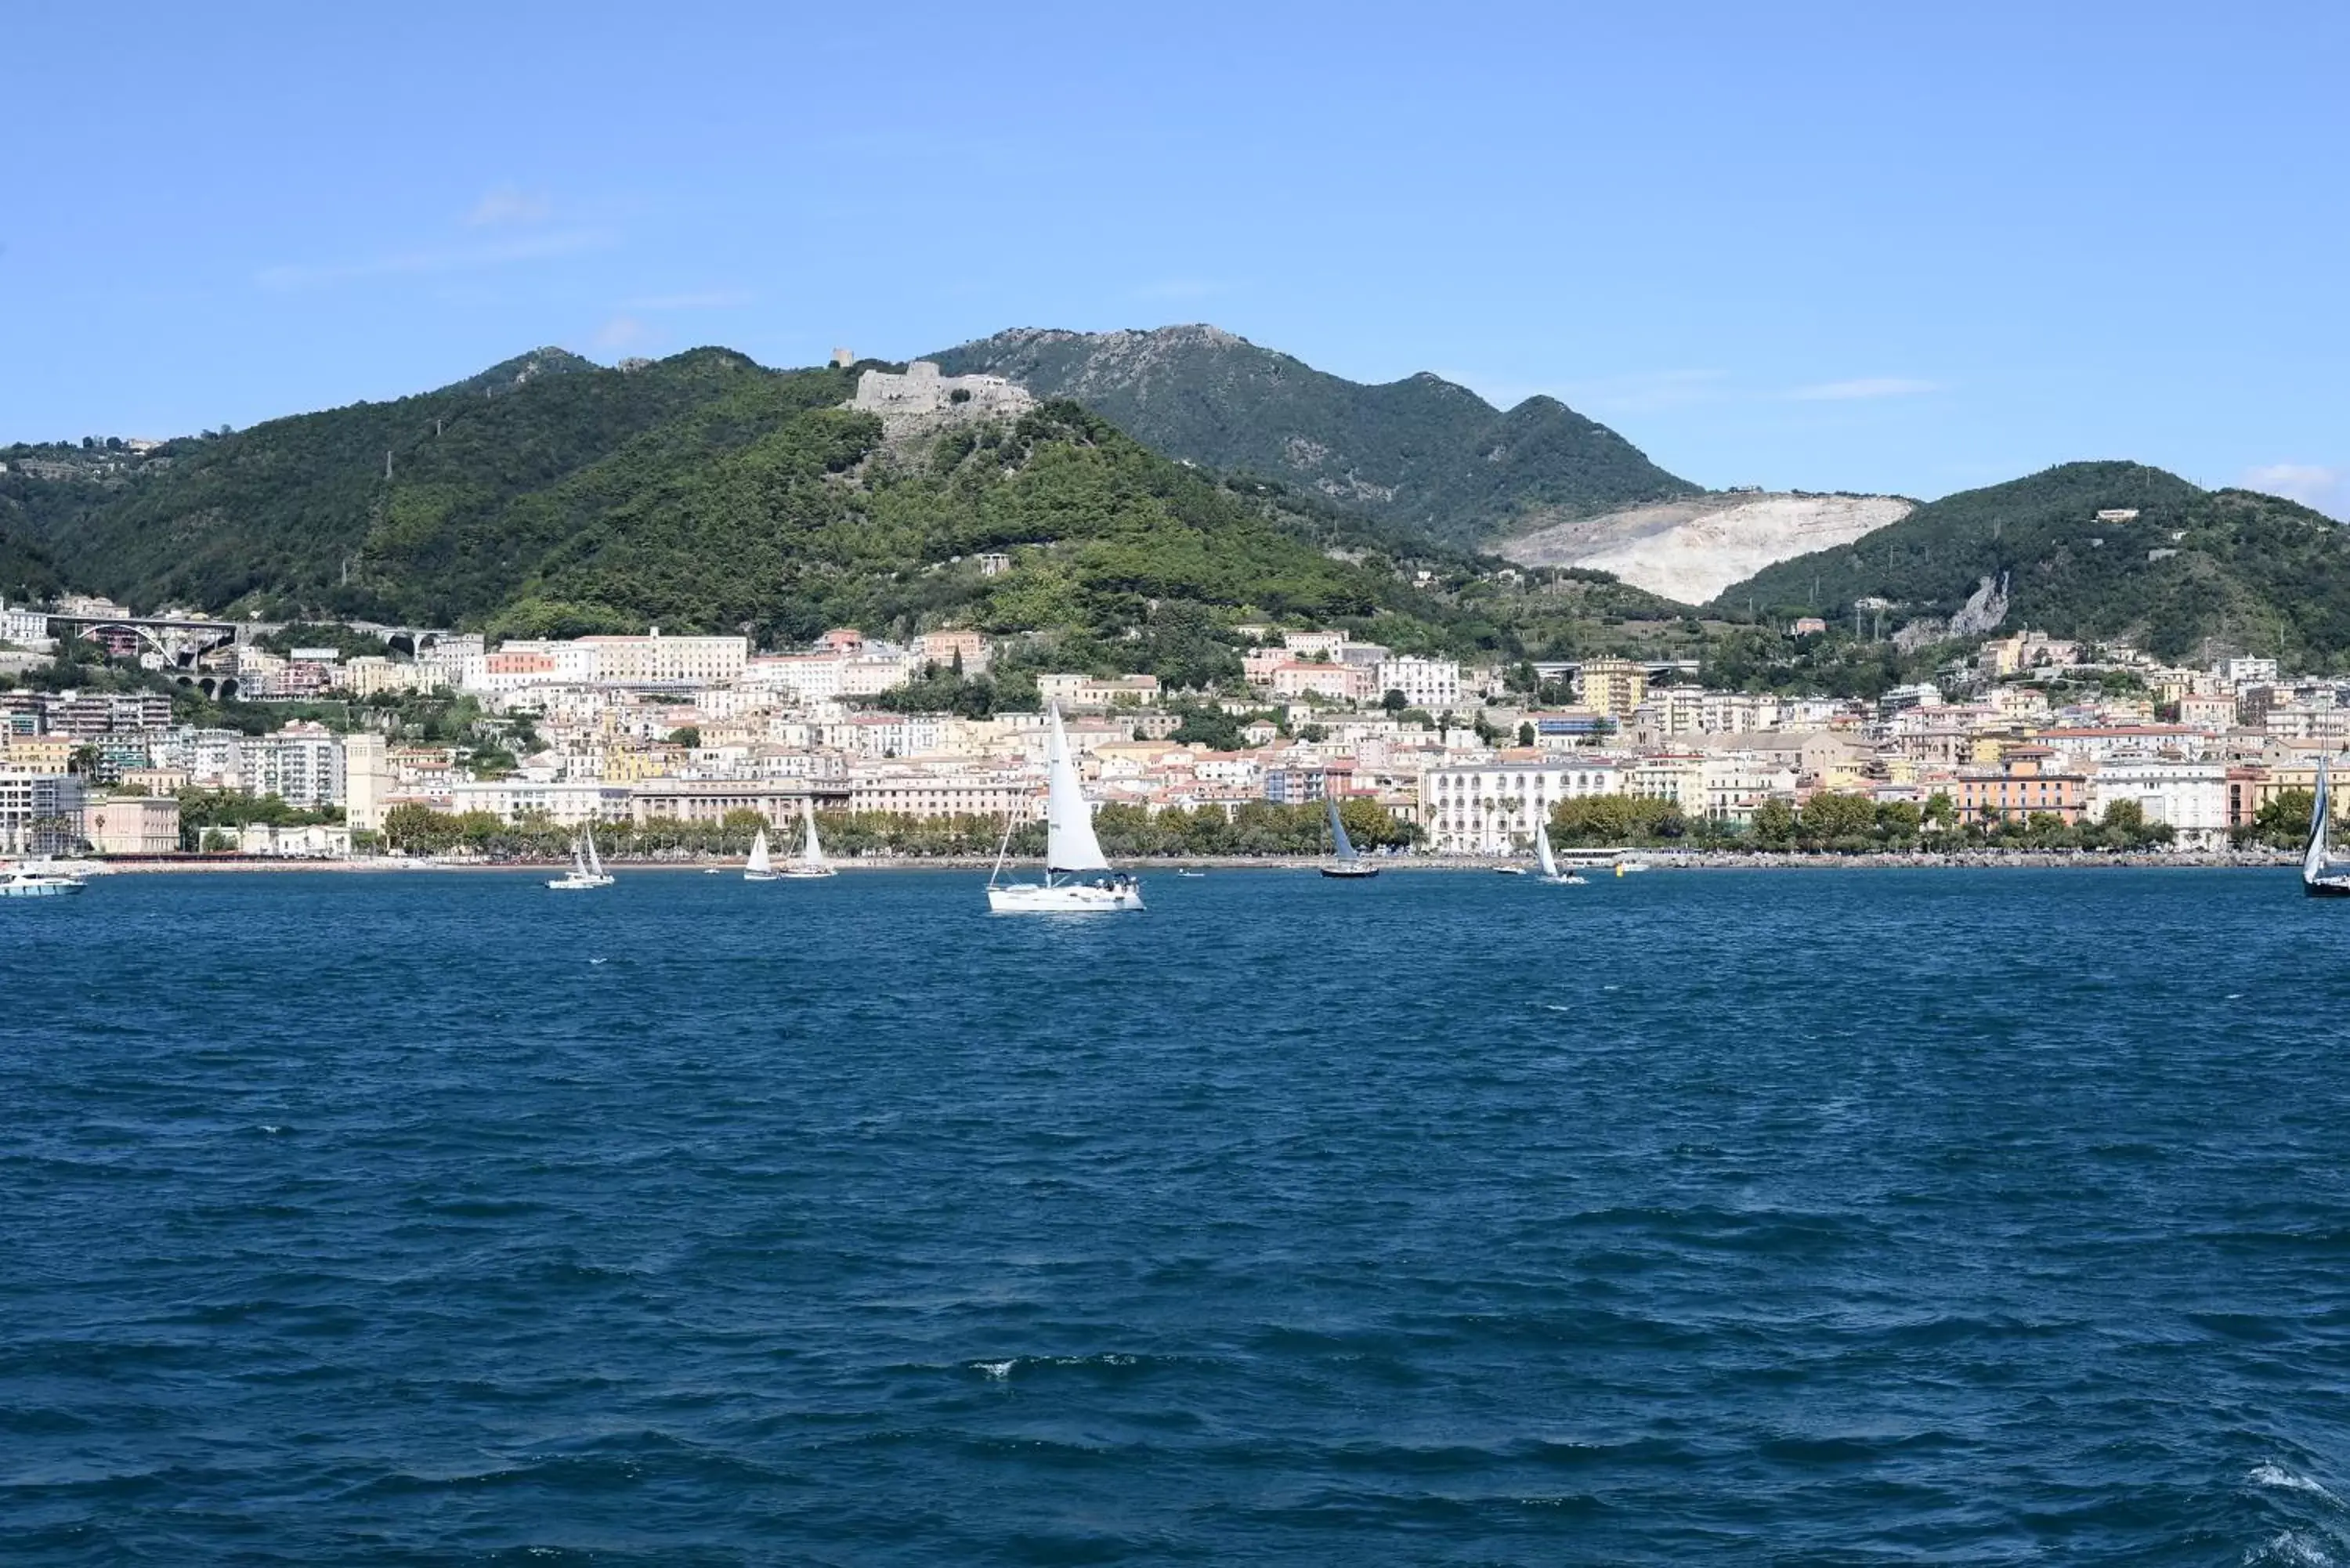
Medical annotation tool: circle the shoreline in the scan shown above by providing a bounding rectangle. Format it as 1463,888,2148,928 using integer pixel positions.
81,850,2301,875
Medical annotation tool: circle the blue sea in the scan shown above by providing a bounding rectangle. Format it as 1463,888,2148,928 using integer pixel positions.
5,866,2348,1564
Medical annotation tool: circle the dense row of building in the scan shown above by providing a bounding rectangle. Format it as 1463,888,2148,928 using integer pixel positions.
1,609,2341,858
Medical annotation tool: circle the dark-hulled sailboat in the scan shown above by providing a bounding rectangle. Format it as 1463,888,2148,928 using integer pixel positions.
1320,795,1379,879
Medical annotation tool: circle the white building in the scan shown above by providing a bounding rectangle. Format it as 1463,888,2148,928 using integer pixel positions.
579,631,750,688
1375,656,1462,713
239,723,345,808
1419,759,1627,854
0,598,55,650
446,779,632,826
0,768,88,853
2084,756,2229,850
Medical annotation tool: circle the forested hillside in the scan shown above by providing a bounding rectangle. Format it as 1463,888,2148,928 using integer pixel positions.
1714,461,2350,663
0,526,59,602
931,325,1700,545
0,346,1693,666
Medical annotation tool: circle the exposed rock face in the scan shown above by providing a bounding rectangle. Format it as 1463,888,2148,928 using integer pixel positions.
1498,493,1914,606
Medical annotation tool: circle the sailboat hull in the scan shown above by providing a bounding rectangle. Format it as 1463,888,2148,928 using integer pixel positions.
2305,868,2350,897
777,866,836,879
1319,864,1379,879
987,880,1144,912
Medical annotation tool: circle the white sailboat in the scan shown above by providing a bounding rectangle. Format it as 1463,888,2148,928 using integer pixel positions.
2305,757,2350,896
779,800,835,879
548,824,616,891
1535,815,1585,884
743,827,779,882
986,706,1143,912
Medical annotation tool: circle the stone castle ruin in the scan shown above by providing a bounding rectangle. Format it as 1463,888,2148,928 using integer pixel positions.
851,360,1035,421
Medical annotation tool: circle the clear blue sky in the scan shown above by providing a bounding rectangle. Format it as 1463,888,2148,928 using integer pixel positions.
7,0,2344,515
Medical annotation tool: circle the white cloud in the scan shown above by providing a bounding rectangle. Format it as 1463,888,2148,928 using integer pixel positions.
592,315,654,353
1784,377,1940,402
2243,463,2349,520
618,289,754,311
257,229,613,290
465,185,554,227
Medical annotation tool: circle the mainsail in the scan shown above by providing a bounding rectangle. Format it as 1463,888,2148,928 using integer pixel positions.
1325,795,1358,862
586,826,606,879
1536,815,1559,880
1045,707,1111,874
800,801,827,869
2307,758,2333,882
746,829,772,876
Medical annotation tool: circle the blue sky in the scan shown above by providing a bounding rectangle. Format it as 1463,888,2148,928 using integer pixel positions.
6,0,2344,514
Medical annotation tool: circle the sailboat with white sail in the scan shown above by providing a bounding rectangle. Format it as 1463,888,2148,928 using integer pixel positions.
548,824,616,891
1319,795,1379,879
2305,757,2350,896
1534,815,1585,884
743,826,779,882
779,799,835,879
986,706,1143,912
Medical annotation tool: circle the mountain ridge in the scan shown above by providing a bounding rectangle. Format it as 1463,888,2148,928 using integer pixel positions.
929,324,1701,545
1712,461,2350,665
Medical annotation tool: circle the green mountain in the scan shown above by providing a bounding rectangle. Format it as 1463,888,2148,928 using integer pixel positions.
929,325,1700,546
1713,461,2350,663
0,526,60,603
5,348,1697,667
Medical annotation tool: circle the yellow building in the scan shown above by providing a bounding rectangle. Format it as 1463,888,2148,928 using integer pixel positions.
1577,658,1648,721
0,735,74,774
602,743,687,783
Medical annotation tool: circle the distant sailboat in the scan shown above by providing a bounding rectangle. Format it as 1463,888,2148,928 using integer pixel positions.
780,799,836,879
548,826,610,891
743,827,779,882
986,706,1143,912
1320,794,1379,879
2305,758,2350,896
1535,815,1585,884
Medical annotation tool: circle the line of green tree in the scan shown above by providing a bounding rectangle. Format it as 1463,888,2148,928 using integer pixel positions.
368,797,1415,861
1538,790,2176,854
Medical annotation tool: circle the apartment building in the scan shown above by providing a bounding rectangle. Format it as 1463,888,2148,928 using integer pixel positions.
1420,758,1627,854
1374,655,1462,712
238,722,346,808
0,768,89,853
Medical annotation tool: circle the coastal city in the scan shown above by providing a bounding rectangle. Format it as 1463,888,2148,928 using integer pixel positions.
0,589,2334,864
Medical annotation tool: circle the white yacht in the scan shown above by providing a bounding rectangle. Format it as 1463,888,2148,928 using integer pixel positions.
779,799,836,879
0,865,88,898
986,706,1143,912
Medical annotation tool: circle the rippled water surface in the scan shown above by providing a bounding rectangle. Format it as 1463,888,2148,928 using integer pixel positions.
6,867,2350,1563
